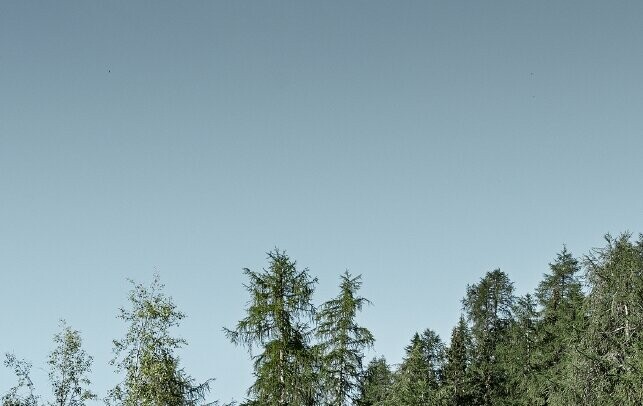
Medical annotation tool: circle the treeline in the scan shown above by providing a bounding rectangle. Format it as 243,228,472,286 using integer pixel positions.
4,232,643,405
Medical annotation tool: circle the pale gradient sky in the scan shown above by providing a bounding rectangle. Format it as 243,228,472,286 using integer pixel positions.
2,1,643,403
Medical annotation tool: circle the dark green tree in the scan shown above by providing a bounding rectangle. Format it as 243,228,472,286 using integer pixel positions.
386,330,444,405
47,321,96,406
576,233,643,404
462,269,515,406
442,316,473,405
108,275,212,406
316,271,374,406
225,249,318,406
355,357,393,406
533,248,585,405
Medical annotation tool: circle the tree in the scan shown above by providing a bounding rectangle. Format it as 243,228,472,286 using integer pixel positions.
47,320,96,406
316,271,374,406
225,249,318,406
462,269,515,406
442,316,473,405
386,330,444,406
108,275,212,406
355,357,393,406
2,354,38,406
576,233,643,404
533,248,584,405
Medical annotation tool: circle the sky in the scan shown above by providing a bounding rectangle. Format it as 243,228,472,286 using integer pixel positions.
1,0,643,402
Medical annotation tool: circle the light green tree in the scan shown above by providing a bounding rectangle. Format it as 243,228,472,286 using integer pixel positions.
316,271,374,406
2,354,38,406
108,275,212,406
47,321,96,406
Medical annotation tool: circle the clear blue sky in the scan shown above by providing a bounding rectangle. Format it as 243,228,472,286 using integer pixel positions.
1,1,642,402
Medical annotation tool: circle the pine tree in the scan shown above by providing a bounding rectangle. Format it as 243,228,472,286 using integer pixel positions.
355,357,393,406
462,269,515,406
48,320,96,406
225,249,318,406
316,271,374,406
108,275,212,406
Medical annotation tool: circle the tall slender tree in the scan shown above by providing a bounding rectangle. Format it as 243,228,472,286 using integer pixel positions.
47,320,96,406
533,248,584,405
462,269,515,406
108,275,212,406
225,249,318,406
442,316,473,405
316,271,374,406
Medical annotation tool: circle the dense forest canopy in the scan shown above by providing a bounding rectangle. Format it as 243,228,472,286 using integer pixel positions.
4,232,643,405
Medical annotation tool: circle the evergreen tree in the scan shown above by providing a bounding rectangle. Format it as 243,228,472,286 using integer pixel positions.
533,248,584,405
442,316,473,406
386,330,444,406
577,233,643,404
462,269,515,406
225,249,318,406
500,294,539,405
108,275,212,406
316,271,374,406
47,321,96,406
355,357,392,406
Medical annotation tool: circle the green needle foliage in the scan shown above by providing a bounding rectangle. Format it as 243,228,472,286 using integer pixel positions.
385,330,444,406
108,275,212,406
462,269,515,406
48,320,96,406
225,249,318,406
355,357,393,406
316,271,374,406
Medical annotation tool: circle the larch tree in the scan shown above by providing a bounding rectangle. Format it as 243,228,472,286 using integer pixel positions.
578,233,643,404
225,249,318,406
316,271,374,406
108,275,212,406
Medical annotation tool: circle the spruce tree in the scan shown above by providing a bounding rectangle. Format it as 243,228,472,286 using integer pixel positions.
355,357,393,406
386,330,444,406
316,271,374,406
462,269,515,406
533,248,584,405
225,249,318,406
442,316,473,405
